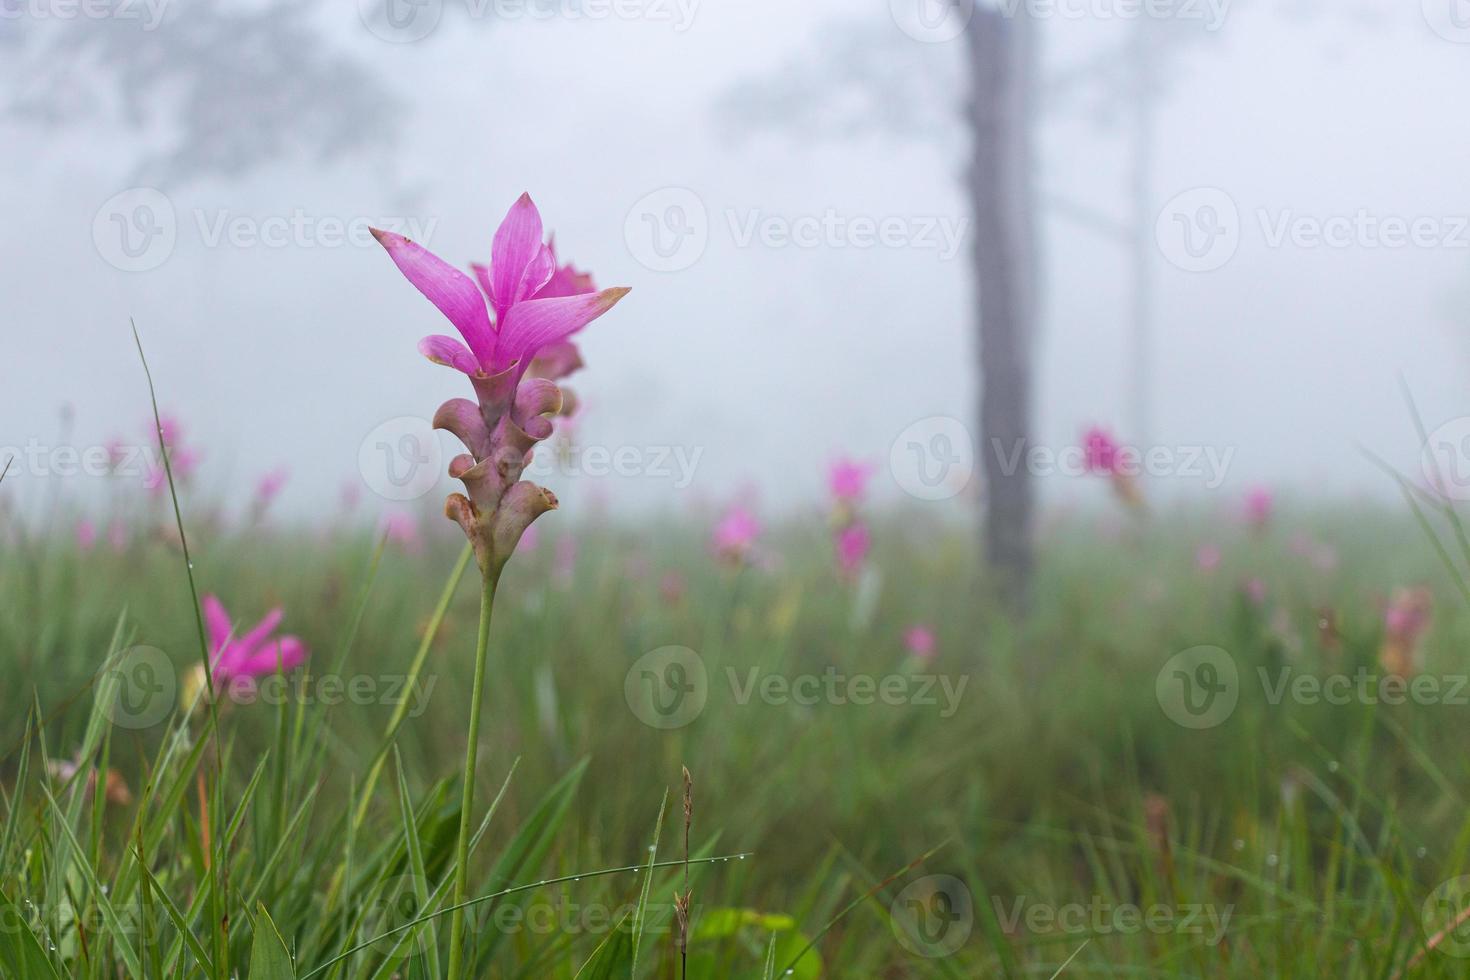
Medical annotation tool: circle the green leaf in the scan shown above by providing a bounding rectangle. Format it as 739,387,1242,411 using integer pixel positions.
248,904,296,980
0,887,63,980
573,914,633,980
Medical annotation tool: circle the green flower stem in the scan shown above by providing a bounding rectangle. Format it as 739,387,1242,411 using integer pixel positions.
446,566,501,980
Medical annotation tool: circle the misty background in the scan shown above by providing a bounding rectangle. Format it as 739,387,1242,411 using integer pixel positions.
3,0,1468,523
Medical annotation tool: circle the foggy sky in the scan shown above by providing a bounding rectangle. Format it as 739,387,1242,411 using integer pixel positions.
3,0,1468,524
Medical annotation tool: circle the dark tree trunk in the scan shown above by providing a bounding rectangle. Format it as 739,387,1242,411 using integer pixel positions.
966,6,1038,614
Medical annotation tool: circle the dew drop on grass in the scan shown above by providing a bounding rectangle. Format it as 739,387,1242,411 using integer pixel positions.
1418,846,1429,858
1327,760,1339,773
1232,839,1244,852
1266,854,1279,868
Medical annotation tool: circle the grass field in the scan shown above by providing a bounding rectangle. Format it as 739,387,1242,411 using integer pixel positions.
6,474,1470,977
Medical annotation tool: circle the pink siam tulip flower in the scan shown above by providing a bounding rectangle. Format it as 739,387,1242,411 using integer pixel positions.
374,196,627,385
76,520,97,551
828,457,877,504
381,511,422,553
712,505,761,564
201,595,308,685
1243,486,1273,530
834,521,871,579
904,625,937,664
371,194,629,577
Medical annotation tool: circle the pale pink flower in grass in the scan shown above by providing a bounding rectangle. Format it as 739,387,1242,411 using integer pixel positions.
660,571,687,606
341,481,362,514
552,535,578,588
76,520,97,550
372,194,629,576
1243,486,1274,530
828,457,877,504
834,521,871,579
201,595,308,686
1381,586,1433,675
252,468,289,519
1195,544,1221,573
381,511,422,553
1243,577,1268,605
107,521,128,552
712,505,761,565
904,625,937,664
141,414,202,494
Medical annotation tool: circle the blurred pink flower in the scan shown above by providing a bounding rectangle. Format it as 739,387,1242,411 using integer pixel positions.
202,595,308,684
254,468,289,512
1382,586,1433,675
1244,578,1268,605
1195,544,1222,572
828,457,876,504
141,414,202,494
381,511,421,553
341,481,362,514
712,506,761,563
1081,426,1123,475
1243,486,1273,529
1081,426,1144,509
107,522,128,552
76,520,97,550
835,521,871,579
518,523,541,554
904,625,937,664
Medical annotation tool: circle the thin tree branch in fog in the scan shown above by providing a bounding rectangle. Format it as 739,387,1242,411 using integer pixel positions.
4,0,400,185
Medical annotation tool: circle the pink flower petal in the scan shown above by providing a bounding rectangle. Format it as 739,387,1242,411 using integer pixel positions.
372,228,493,367
495,287,630,373
202,595,233,656
418,335,482,375
488,193,547,320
